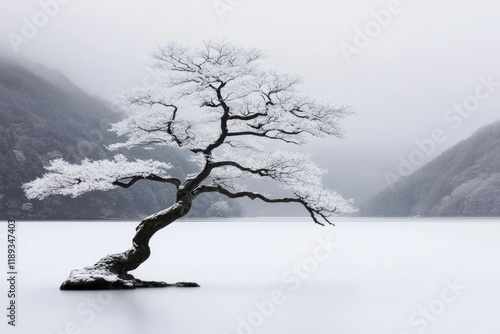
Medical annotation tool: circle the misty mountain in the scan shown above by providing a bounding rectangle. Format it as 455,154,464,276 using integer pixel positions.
0,58,241,219
361,121,500,217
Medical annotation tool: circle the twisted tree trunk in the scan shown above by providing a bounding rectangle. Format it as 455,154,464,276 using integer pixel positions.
60,200,199,290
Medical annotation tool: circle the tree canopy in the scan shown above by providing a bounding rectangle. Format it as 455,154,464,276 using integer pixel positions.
24,40,355,225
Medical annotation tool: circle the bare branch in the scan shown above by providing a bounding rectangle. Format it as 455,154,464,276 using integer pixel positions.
113,174,181,189
194,184,333,226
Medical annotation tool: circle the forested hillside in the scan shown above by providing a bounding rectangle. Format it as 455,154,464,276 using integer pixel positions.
362,121,500,217
0,59,241,219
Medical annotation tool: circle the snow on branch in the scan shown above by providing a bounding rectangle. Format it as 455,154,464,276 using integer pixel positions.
203,150,357,222
109,41,351,156
210,150,324,185
226,89,352,145
152,40,265,87
195,184,355,225
107,108,222,153
23,155,178,200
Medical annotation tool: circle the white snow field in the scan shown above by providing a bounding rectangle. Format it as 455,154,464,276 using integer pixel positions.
1,218,500,334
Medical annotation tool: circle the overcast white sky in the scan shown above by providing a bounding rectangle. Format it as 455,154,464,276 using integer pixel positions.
1,0,500,202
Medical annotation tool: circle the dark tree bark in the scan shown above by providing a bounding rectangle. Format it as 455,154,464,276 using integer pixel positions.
60,199,199,290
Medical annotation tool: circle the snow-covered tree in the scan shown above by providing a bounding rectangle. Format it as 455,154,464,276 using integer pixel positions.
23,41,355,290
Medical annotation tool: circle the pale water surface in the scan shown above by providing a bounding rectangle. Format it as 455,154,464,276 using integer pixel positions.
1,218,499,334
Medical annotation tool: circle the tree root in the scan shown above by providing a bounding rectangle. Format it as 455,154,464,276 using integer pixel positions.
59,267,199,290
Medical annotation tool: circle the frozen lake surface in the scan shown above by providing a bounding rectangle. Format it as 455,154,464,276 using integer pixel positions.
1,218,500,334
